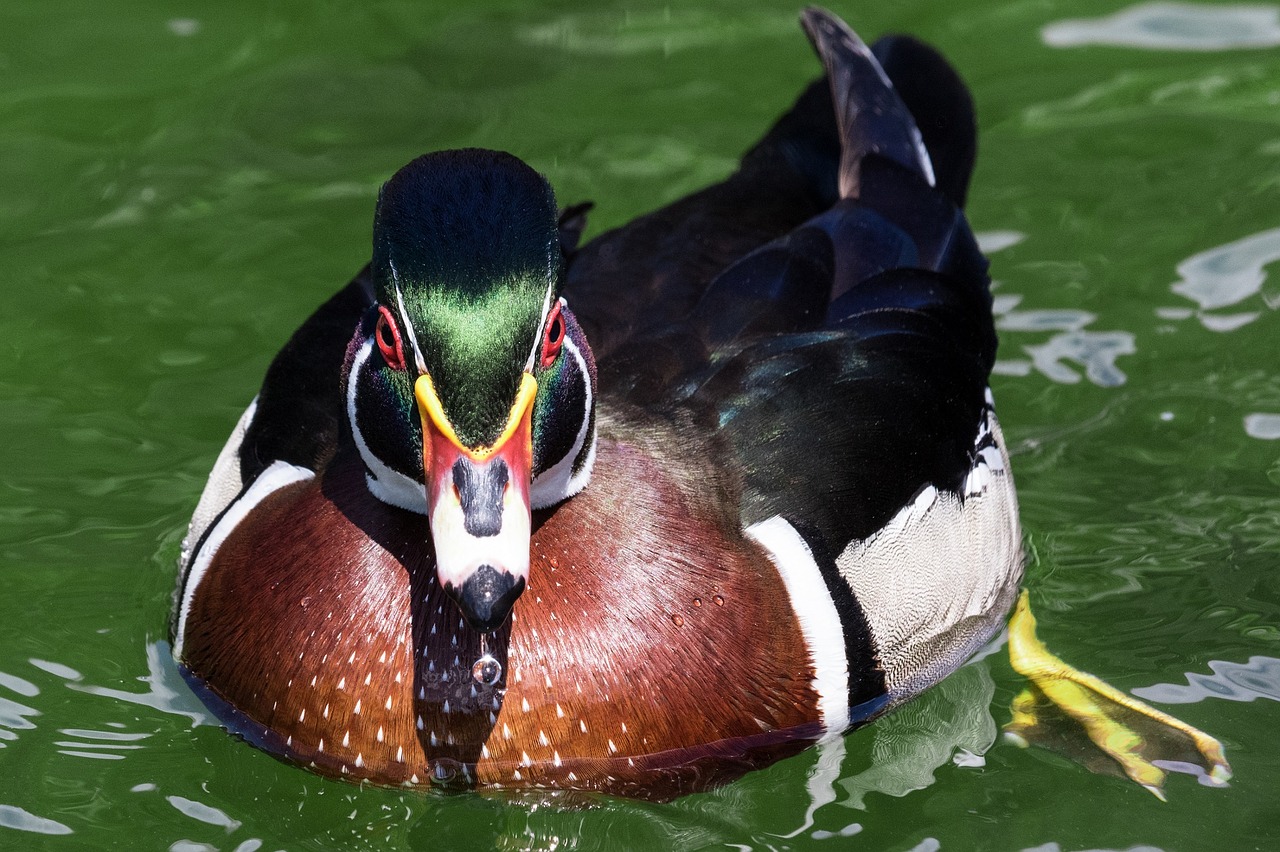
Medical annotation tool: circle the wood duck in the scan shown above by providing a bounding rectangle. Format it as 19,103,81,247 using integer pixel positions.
172,9,1225,800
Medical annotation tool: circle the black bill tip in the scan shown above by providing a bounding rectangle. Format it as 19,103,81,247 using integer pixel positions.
449,565,525,632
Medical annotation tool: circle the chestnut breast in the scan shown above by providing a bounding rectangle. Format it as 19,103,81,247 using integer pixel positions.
180,436,823,798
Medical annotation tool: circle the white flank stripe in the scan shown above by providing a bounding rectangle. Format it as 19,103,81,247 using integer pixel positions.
745,516,850,737
174,461,314,660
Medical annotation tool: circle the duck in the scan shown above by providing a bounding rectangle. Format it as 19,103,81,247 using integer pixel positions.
171,8,1225,801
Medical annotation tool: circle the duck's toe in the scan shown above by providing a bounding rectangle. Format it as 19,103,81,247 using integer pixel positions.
1005,591,1231,799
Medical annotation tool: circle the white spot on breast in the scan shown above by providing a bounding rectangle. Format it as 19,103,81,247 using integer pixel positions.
337,677,346,690
553,751,562,767
355,753,364,768
396,746,404,763
608,739,617,754
354,699,362,715
317,739,325,753
376,726,384,743
538,730,549,747
298,708,306,723
579,720,588,734
521,697,530,713
342,731,350,748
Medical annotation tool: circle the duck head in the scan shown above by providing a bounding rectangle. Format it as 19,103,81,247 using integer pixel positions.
344,150,597,632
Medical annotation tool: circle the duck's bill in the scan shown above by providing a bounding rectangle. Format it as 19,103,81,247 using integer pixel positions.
415,373,537,632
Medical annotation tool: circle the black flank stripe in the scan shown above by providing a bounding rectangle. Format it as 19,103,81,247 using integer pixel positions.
784,516,886,718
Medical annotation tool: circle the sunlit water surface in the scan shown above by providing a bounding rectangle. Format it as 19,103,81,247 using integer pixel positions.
3,1,1279,849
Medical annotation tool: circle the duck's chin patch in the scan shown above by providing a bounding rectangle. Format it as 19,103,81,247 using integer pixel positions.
530,421,596,510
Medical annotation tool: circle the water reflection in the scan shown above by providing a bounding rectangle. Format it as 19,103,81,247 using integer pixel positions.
1244,412,1280,439
1024,839,1167,844
518,10,793,55
1168,226,1280,331
838,662,997,809
68,641,212,728
0,804,72,837
975,231,1139,387
1134,655,1280,703
1043,2,1280,51
990,296,1136,387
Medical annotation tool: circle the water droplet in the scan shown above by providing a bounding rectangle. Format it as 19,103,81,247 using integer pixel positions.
692,597,702,608
713,595,724,607
472,654,501,685
671,613,684,627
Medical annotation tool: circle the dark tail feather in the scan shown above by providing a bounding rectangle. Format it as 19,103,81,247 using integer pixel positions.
800,7,935,200
872,35,977,208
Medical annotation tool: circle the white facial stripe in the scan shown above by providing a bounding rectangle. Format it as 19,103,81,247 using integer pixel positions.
524,288,559,372
175,460,315,659
393,282,428,374
347,339,429,514
530,332,594,509
745,516,851,738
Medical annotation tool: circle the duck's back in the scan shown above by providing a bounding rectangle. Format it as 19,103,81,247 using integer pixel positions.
564,17,1021,706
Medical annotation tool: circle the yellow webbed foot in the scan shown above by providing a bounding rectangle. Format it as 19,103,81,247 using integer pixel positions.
1005,591,1231,799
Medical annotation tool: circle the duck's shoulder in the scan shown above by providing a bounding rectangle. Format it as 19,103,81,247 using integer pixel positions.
180,270,374,570
240,268,375,482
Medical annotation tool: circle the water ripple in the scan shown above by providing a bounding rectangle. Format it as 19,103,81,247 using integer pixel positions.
1043,2,1280,51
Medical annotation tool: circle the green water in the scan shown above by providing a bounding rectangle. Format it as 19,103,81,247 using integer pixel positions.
3,0,1280,849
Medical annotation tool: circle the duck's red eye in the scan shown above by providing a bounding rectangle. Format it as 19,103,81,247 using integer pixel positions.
539,301,565,369
376,306,407,371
